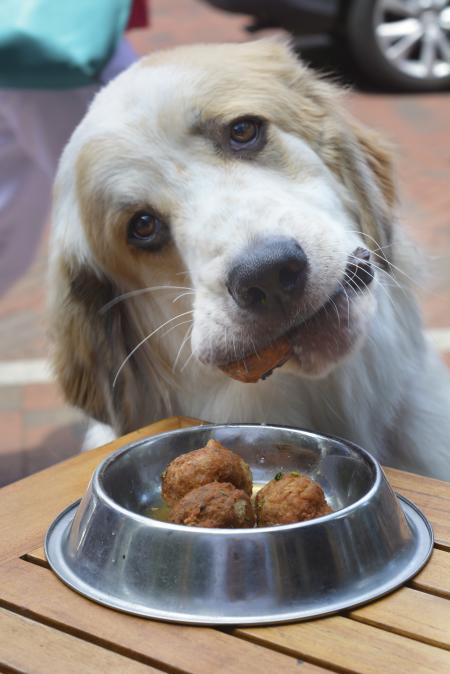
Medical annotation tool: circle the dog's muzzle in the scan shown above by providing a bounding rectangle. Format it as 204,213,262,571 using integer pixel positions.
220,243,374,383
226,236,308,317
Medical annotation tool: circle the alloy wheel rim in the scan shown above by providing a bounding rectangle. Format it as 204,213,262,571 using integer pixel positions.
374,0,450,80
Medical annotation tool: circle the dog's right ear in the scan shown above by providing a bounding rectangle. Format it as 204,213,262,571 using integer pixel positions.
48,257,151,434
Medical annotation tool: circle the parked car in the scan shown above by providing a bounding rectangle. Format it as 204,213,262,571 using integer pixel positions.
203,0,450,91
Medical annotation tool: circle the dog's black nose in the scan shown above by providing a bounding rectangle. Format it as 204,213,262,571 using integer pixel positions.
226,237,308,313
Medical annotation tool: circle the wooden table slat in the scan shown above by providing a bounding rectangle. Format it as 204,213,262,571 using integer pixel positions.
430,534,450,553
384,468,450,502
0,558,331,674
0,607,163,674
237,614,450,674
23,546,47,566
349,586,450,650
393,488,450,514
383,471,450,550
410,549,450,598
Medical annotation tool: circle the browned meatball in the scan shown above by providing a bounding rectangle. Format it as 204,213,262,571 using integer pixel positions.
170,482,256,528
256,472,332,526
161,439,253,506
219,336,292,383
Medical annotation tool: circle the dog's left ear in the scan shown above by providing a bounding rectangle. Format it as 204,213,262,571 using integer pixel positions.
350,122,396,211
320,116,396,269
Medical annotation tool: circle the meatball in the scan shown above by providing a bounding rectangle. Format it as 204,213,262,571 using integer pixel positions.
255,472,332,526
219,336,292,383
170,482,256,528
161,438,253,506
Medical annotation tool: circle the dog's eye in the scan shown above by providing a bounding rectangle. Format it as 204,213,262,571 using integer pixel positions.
127,211,170,250
229,117,262,149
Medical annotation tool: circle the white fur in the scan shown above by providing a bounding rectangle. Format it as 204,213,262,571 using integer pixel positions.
50,43,450,480
82,421,117,452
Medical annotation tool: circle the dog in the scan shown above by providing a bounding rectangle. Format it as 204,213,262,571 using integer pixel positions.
48,40,450,480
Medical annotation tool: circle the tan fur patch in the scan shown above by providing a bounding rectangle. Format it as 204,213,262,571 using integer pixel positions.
48,257,113,424
75,137,185,286
48,257,161,432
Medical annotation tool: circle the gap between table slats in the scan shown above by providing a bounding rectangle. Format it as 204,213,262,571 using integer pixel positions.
233,613,450,674
0,606,163,674
3,556,450,674
20,552,450,653
347,586,450,650
0,558,327,674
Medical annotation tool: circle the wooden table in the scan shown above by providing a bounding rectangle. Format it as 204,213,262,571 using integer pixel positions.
1,416,449,674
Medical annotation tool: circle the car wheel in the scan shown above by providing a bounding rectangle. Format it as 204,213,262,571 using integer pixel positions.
346,0,450,91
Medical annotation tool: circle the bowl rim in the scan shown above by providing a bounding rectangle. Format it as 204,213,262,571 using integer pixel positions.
92,423,382,535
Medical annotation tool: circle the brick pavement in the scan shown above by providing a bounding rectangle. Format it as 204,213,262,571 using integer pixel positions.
0,0,449,485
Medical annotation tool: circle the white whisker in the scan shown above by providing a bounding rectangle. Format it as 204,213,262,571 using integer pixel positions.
172,291,195,304
328,295,341,329
112,310,193,388
232,334,239,363
249,336,261,360
346,230,416,286
337,280,351,326
342,274,363,300
160,318,193,341
100,285,194,313
173,325,194,372
180,349,195,373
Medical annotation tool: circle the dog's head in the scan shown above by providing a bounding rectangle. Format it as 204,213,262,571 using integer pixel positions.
49,40,397,431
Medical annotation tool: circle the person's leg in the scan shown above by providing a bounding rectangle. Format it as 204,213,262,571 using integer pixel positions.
98,37,137,85
0,39,138,294
10,38,138,177
3,86,98,180
0,86,101,294
0,103,50,294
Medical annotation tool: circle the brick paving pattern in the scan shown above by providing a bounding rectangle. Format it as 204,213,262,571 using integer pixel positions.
0,0,449,485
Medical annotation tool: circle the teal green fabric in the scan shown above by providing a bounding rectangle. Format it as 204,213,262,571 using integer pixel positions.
0,0,132,89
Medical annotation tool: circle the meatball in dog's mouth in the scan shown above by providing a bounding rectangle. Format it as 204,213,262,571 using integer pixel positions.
217,247,375,383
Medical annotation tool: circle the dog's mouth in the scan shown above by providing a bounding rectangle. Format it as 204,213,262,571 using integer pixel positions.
218,248,375,383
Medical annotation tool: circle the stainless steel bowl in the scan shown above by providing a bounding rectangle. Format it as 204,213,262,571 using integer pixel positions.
46,424,433,625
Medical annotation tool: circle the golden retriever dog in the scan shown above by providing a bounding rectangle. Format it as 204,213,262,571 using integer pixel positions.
48,40,450,479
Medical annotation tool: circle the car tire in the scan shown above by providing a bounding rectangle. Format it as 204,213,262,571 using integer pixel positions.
346,0,450,92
